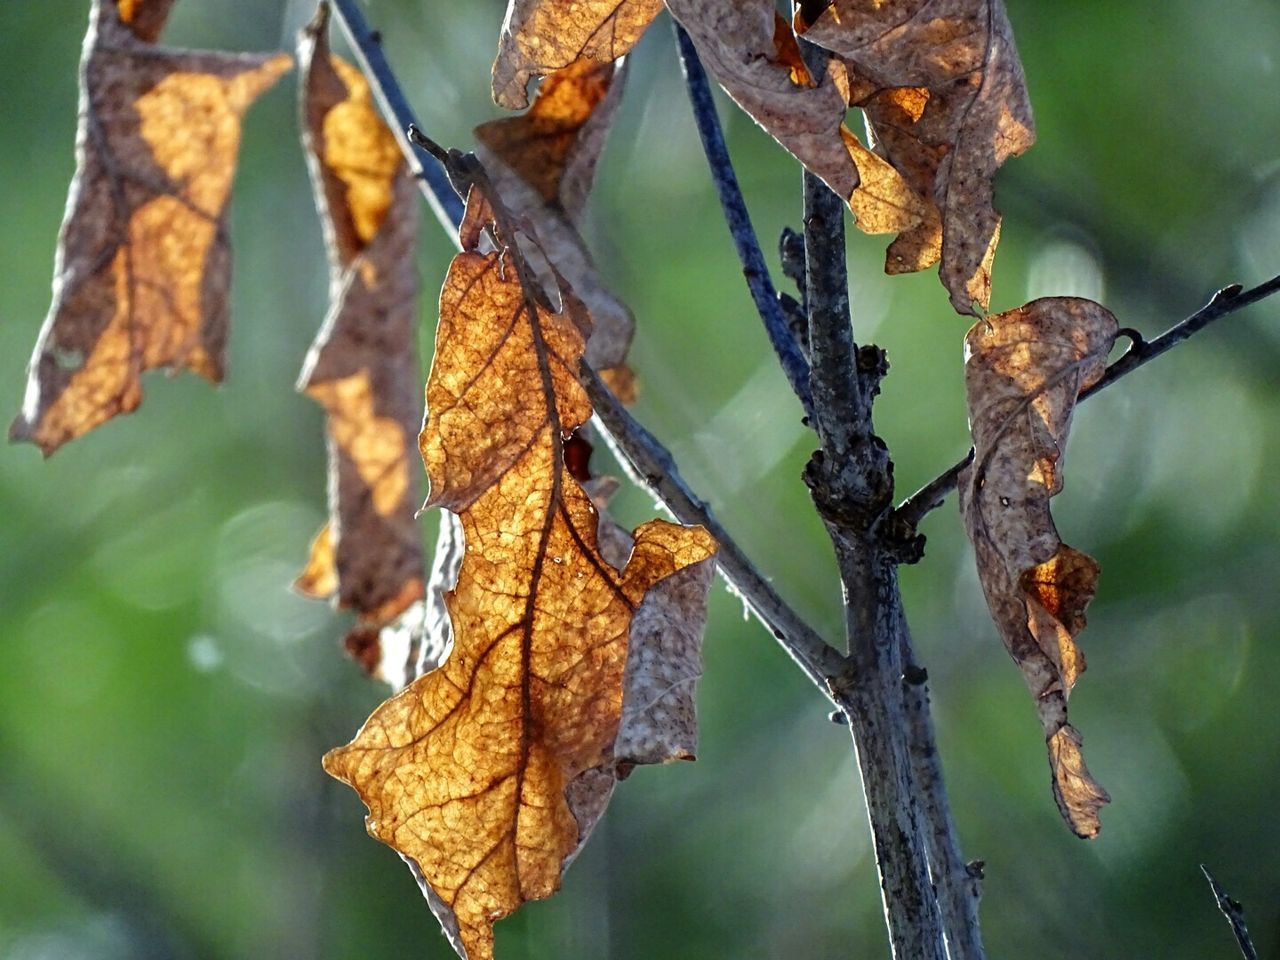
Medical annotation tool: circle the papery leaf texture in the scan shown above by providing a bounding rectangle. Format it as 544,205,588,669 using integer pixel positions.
324,184,717,960
492,0,664,109
958,297,1117,838
475,57,636,397
798,0,1035,314
10,0,290,454
295,6,430,687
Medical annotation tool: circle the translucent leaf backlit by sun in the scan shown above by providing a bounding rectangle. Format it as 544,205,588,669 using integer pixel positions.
10,0,290,455
324,184,716,960
492,0,664,109
957,297,1117,838
798,0,1035,314
295,6,428,687
475,57,636,397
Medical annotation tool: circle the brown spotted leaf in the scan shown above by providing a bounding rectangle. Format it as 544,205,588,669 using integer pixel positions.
492,0,663,109
324,184,717,960
666,0,862,203
798,0,1035,314
957,297,1117,837
294,7,429,687
475,58,636,394
9,0,290,455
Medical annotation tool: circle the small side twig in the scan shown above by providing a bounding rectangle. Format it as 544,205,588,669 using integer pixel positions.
673,22,814,421
1201,865,1259,960
896,275,1280,527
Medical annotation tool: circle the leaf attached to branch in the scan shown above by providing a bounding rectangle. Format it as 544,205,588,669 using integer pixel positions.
798,0,1035,314
492,0,664,109
957,297,1117,838
295,7,429,688
475,57,636,395
10,0,290,455
324,183,717,960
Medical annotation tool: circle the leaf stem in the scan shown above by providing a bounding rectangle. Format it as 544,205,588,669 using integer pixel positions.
895,274,1280,528
1201,865,1259,960
673,22,815,422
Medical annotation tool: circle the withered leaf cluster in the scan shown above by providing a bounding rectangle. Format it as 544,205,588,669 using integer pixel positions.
324,184,716,960
958,298,1118,837
494,0,1032,314
10,0,290,454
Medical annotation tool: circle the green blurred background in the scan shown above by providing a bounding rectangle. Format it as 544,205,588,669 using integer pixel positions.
3,1,1280,957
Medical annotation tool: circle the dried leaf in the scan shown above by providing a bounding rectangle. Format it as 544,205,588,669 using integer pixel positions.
294,10,430,685
492,0,664,109
798,0,1035,314
666,0,862,203
9,0,290,455
475,58,636,385
958,297,1117,837
324,185,717,959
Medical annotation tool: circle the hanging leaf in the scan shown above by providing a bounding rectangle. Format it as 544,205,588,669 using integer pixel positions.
475,57,636,398
492,0,664,109
797,0,1035,314
10,0,290,455
294,5,430,686
324,182,717,959
957,297,1117,838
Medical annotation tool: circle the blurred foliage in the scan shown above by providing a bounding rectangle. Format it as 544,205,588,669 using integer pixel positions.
3,1,1280,957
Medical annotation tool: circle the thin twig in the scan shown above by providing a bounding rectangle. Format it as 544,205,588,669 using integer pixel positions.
328,0,464,240
896,275,1280,528
330,2,845,699
583,364,847,692
1201,865,1259,960
673,22,815,421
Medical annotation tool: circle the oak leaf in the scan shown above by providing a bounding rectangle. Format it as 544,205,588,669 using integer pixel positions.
957,297,1117,838
475,58,636,397
798,0,1035,314
294,7,430,687
324,182,717,959
9,0,290,455
492,0,664,109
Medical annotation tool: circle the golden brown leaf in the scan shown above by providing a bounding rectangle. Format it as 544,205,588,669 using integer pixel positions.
492,0,664,109
324,186,717,959
666,0,862,203
9,0,290,455
958,297,1117,837
475,58,635,384
799,0,1035,314
295,8,429,687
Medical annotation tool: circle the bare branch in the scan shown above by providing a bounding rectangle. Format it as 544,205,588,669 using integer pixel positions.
1201,865,1259,960
896,275,1280,527
673,22,815,421
582,364,847,693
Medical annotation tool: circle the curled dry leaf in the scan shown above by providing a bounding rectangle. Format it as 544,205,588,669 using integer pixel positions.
475,57,636,396
798,0,1035,314
324,184,717,960
666,0,861,203
10,0,290,455
295,8,430,687
492,0,663,109
958,297,1117,837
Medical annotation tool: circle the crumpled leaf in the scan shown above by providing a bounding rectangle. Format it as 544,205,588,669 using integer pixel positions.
475,57,636,395
9,0,291,455
294,8,430,686
666,0,862,203
957,297,1117,837
324,183,717,960
492,0,663,109
798,0,1035,314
